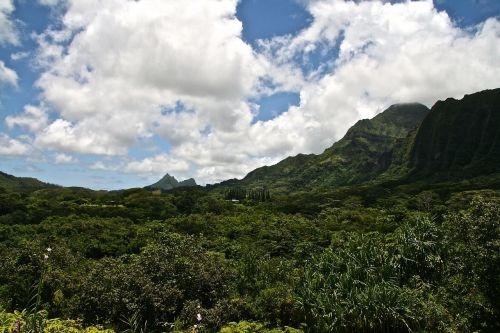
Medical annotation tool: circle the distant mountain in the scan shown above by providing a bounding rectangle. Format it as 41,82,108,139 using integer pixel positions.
223,103,430,192
146,173,197,191
409,88,500,178
0,171,56,192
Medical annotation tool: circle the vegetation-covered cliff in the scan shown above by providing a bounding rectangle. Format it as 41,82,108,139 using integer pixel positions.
410,88,500,178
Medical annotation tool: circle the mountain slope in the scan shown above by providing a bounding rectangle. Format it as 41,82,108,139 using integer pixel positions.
231,103,430,192
409,88,500,177
0,171,56,192
146,173,197,191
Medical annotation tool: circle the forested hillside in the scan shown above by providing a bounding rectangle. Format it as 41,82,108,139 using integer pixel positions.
0,171,56,193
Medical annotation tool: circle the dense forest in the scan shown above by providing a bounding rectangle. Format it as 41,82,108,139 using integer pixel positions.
1,181,499,333
1,89,499,332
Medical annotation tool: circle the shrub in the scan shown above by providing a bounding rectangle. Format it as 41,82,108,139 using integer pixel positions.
297,233,424,332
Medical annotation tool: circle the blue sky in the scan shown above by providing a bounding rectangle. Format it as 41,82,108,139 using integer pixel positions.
0,0,499,189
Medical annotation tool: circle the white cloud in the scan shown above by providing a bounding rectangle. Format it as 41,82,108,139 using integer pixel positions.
10,51,30,61
38,0,65,6
0,133,30,156
0,0,18,45
0,60,17,86
28,0,500,184
258,0,500,153
54,153,76,164
89,161,117,171
6,105,49,132
89,154,190,180
124,154,190,175
35,118,129,155
33,0,268,154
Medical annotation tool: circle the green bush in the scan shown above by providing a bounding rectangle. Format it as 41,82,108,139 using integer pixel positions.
0,308,113,333
67,233,231,329
297,232,424,332
219,321,302,333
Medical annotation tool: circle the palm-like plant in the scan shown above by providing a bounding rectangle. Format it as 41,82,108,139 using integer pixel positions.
297,232,423,332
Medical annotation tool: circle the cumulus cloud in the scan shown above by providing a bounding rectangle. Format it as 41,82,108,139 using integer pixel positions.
10,51,30,61
27,0,500,184
54,153,76,164
35,119,130,155
0,0,18,45
6,105,49,132
32,0,269,157
257,0,500,152
0,60,17,86
38,0,64,6
0,133,30,156
89,161,117,172
124,154,190,175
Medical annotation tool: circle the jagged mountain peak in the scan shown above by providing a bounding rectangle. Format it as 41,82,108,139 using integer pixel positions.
147,173,197,191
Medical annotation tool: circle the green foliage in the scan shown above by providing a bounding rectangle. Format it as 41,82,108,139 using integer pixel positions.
219,321,302,333
393,214,443,282
68,233,231,329
298,232,424,332
0,308,113,333
224,188,271,202
1,164,499,332
439,197,500,331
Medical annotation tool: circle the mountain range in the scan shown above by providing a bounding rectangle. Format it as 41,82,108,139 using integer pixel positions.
213,88,500,194
0,88,499,193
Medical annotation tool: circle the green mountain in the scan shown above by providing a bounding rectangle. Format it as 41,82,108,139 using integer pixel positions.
409,88,500,178
146,173,197,191
219,88,500,194
0,171,56,192
224,103,430,193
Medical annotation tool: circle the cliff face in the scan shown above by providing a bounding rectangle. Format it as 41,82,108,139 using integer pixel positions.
410,88,500,177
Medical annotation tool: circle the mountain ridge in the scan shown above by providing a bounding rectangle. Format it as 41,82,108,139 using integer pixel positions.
0,171,57,192
222,102,431,193
216,89,500,194
409,88,500,178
